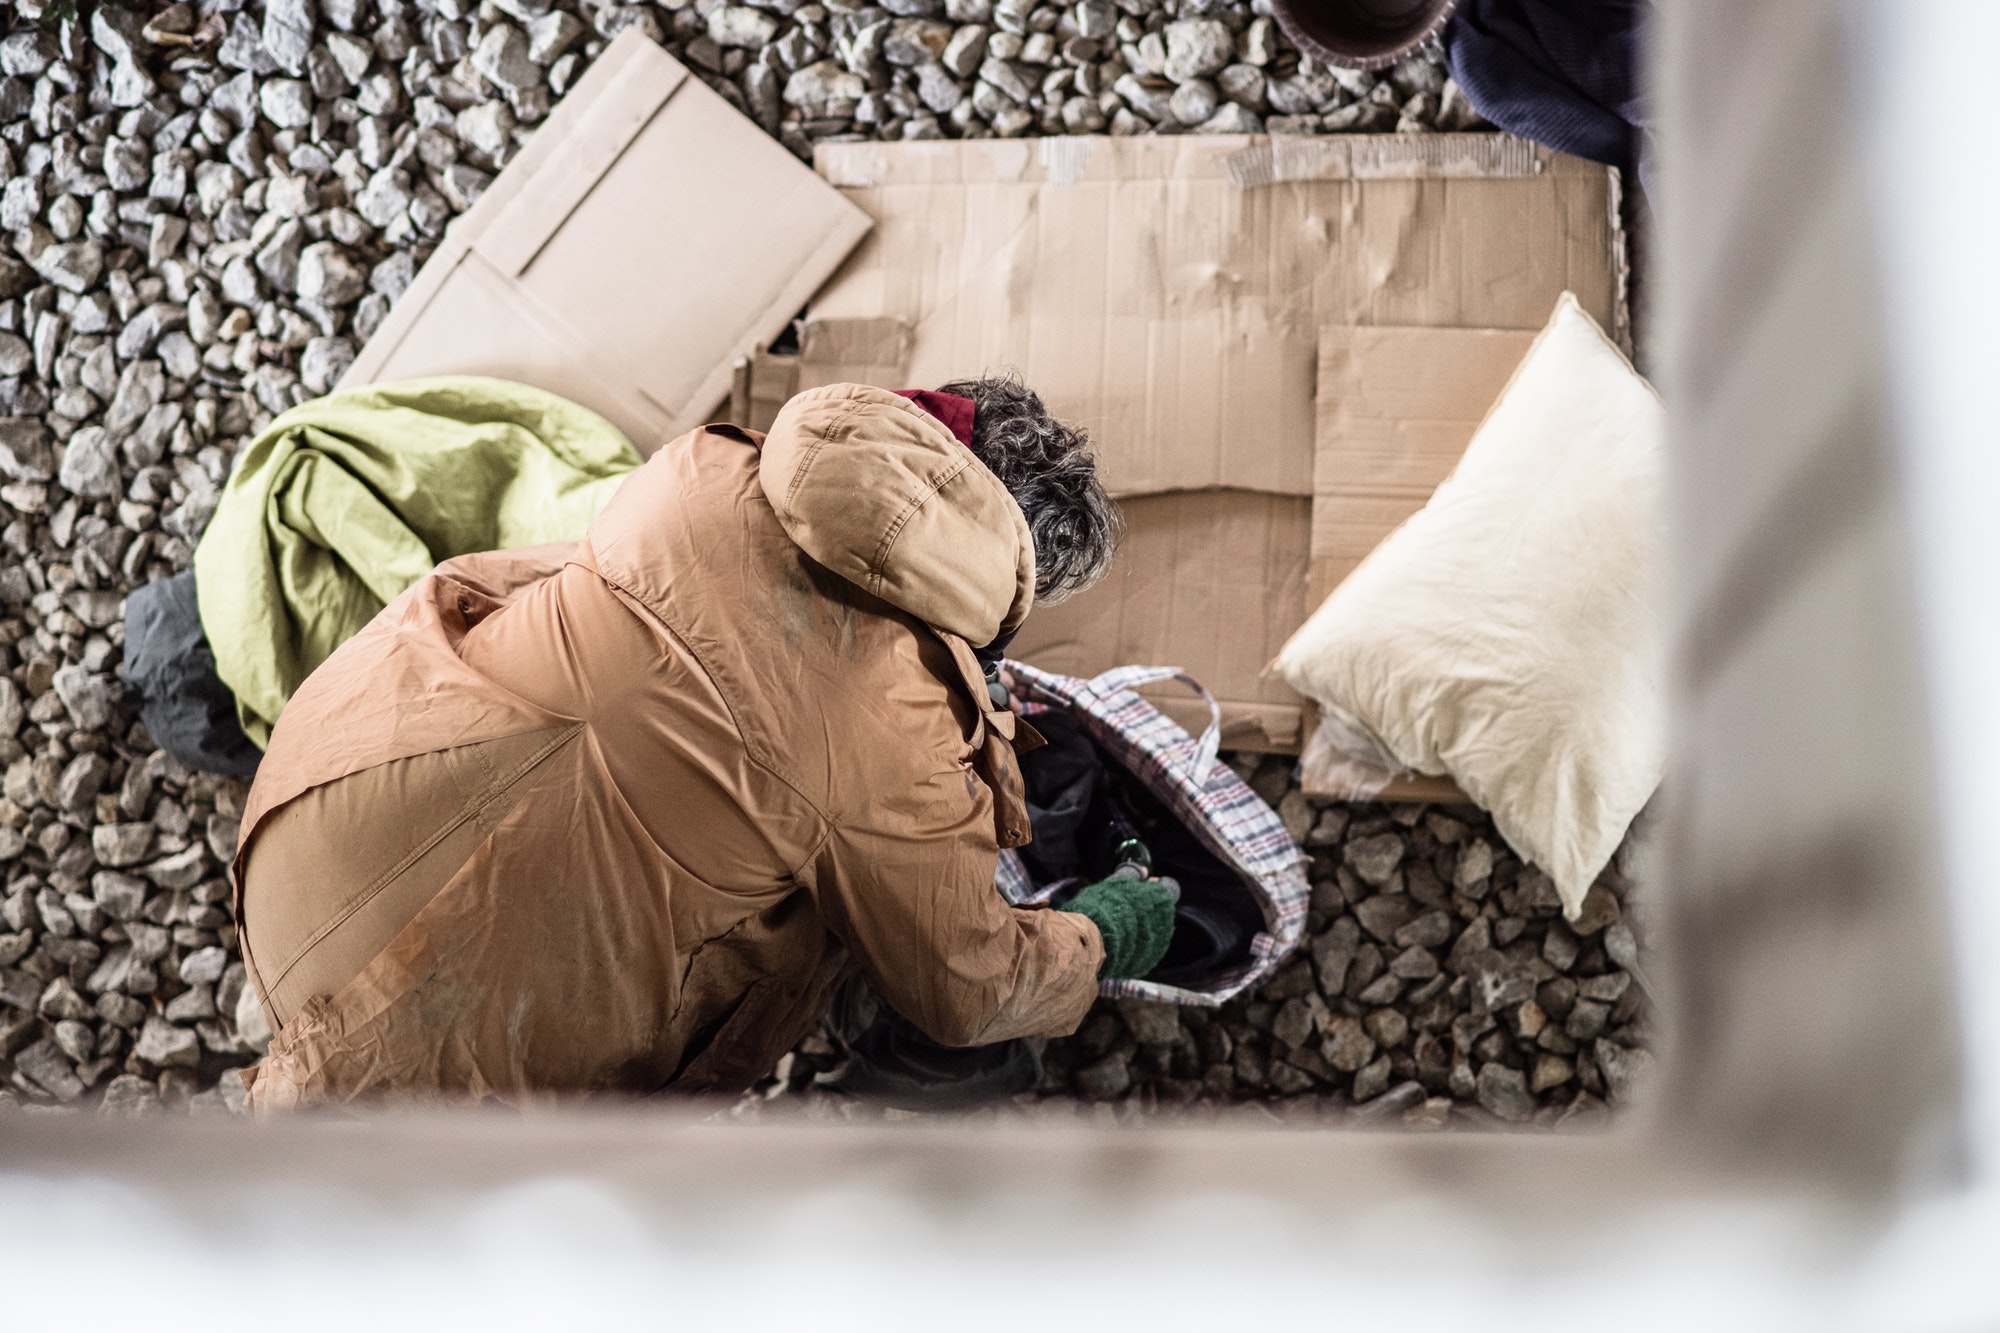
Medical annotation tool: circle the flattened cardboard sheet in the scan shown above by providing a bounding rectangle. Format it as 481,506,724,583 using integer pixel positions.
342,30,872,454
806,134,1625,751
1019,491,1312,749
1310,324,1539,600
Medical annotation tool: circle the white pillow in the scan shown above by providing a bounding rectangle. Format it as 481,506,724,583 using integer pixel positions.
1271,293,1666,919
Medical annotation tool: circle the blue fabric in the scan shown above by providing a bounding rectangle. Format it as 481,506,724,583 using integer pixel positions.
1443,0,1655,199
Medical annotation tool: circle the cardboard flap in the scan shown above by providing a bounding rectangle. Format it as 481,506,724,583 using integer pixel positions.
478,44,687,276
797,316,910,388
1006,491,1312,751
1310,325,1538,587
342,31,872,454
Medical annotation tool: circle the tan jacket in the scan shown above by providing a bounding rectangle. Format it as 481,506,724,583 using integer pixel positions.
234,384,1102,1109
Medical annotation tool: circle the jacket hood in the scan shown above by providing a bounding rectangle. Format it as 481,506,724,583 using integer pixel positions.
760,383,1035,644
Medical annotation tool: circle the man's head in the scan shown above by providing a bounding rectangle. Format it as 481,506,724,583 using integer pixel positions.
937,374,1120,607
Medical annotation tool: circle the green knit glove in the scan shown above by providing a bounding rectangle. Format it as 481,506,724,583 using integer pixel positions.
1064,876,1177,980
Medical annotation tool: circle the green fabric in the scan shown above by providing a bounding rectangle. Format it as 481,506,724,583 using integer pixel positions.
1065,875,1177,980
193,376,641,747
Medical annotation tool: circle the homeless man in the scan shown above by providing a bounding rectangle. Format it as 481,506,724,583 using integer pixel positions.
229,379,1180,1107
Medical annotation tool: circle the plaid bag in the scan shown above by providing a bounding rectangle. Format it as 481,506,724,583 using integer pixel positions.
997,662,1311,1007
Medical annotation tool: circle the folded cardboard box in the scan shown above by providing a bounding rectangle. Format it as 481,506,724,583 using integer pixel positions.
803,134,1626,753
341,30,872,454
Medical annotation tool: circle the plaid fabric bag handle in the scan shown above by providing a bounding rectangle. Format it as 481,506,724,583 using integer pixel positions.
1081,665,1223,788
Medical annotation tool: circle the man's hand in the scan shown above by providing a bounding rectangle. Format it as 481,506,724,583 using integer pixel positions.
1063,875,1178,980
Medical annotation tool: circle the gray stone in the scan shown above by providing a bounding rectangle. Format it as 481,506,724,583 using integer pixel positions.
1350,1079,1426,1121
99,1072,162,1118
355,170,414,230
30,240,106,295
260,79,316,130
1163,18,1232,82
126,923,172,967
256,220,307,294
1388,944,1440,980
1075,0,1117,40
1351,1053,1392,1102
1395,908,1454,950
92,871,148,921
942,24,989,77
92,823,156,868
1353,894,1416,946
979,56,1035,104
265,173,319,218
1311,916,1360,992
526,11,586,64
1319,1014,1376,1072
0,419,54,481
784,60,866,110
142,844,207,891
0,968,40,1011
166,984,216,1023
52,1018,95,1064
15,1038,85,1101
262,0,317,73
1564,998,1611,1042
1271,996,1315,1049
1266,68,1337,116
1118,1000,1180,1047
134,1015,201,1069
325,32,374,87
220,255,263,307
913,64,964,114
884,18,954,65
1074,1050,1130,1100
1466,949,1539,1013
1475,1061,1536,1121
56,752,110,812
53,664,115,730
0,30,56,79
236,982,274,1053
300,336,357,395
473,24,541,92
710,7,781,49
1604,920,1640,971
1345,832,1406,886
1196,102,1262,133
296,242,366,306
456,102,517,158
105,360,165,437
1169,77,1217,125
179,947,230,987
1453,838,1494,891
1113,73,1171,122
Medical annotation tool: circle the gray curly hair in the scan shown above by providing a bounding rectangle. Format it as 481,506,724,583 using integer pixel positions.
938,374,1121,606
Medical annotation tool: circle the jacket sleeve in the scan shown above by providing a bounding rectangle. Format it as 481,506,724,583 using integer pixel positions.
806,759,1104,1048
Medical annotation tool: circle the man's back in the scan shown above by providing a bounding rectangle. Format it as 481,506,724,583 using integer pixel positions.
233,385,1100,1108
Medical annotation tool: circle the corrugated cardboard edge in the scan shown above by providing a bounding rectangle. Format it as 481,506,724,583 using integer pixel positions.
342,30,873,448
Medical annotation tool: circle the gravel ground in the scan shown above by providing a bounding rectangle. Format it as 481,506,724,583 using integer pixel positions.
0,0,1653,1123
740,757,1656,1129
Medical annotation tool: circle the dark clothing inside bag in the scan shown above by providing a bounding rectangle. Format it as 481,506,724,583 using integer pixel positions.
1018,709,1263,990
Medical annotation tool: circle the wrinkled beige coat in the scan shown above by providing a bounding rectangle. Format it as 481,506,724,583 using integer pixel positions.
234,384,1102,1108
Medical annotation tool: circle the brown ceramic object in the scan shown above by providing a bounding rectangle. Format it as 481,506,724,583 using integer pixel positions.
1271,0,1461,71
